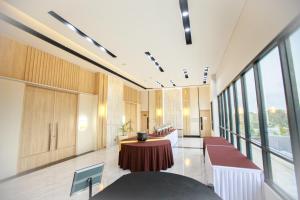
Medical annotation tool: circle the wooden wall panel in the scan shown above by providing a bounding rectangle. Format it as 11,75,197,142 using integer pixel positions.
0,36,27,80
0,36,97,94
123,85,139,104
96,72,108,149
182,88,190,135
24,47,80,91
155,90,163,126
78,69,96,94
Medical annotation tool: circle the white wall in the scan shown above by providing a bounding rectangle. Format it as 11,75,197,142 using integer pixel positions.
0,78,25,179
76,94,98,155
106,76,124,147
210,75,219,136
216,0,300,93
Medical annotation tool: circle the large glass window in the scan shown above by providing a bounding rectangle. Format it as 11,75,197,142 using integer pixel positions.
236,79,246,155
288,27,300,105
222,94,226,138
259,47,293,159
270,155,298,199
244,68,261,144
229,85,237,147
225,90,230,142
235,79,245,136
259,47,297,199
250,144,263,169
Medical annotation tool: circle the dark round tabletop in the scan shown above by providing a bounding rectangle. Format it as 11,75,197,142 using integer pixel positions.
91,172,221,200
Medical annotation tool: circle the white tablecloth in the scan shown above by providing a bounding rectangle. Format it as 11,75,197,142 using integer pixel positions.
205,148,264,200
164,129,178,146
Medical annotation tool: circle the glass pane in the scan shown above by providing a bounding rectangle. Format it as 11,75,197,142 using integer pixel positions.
230,85,236,133
250,144,263,169
222,94,227,138
225,91,230,141
233,138,237,148
236,79,245,136
244,68,261,143
271,154,298,199
288,27,300,106
259,47,292,159
240,138,247,156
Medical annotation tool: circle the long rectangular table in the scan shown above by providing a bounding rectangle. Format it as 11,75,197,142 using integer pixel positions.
149,129,178,146
203,137,232,156
205,145,264,200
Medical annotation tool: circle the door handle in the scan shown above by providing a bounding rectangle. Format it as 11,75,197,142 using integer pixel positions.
48,123,51,151
55,122,58,150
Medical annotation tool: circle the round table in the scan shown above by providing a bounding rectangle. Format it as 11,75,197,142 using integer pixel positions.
91,172,221,200
119,139,174,172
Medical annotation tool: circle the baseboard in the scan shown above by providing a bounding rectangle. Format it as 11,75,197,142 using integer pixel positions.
183,135,201,138
0,150,95,183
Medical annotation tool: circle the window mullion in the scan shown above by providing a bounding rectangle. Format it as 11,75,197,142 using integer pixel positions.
241,74,252,159
253,62,272,181
233,83,241,150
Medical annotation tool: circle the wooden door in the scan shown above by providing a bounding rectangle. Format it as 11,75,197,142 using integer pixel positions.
52,91,77,161
141,111,149,132
200,110,211,137
19,86,55,172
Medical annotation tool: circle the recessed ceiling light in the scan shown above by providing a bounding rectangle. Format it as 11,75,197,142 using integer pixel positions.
145,52,165,72
185,27,190,32
155,81,164,88
48,11,116,58
179,0,192,45
182,11,189,17
170,80,176,87
86,36,93,43
100,46,106,52
66,23,76,32
183,69,189,79
203,66,209,84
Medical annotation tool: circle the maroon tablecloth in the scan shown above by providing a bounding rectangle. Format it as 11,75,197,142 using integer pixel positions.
207,145,259,169
203,137,232,156
119,140,174,172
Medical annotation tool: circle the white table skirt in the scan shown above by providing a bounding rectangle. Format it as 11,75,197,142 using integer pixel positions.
205,148,264,200
164,129,178,146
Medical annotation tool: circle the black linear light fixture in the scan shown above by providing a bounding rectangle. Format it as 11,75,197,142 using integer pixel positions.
170,80,176,87
145,52,164,72
155,81,164,88
183,68,189,79
179,0,192,45
48,11,116,58
203,66,209,84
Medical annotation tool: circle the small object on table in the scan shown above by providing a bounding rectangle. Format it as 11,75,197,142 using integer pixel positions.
91,172,221,200
137,132,148,141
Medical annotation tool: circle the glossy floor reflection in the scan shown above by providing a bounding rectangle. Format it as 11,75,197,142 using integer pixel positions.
0,137,205,200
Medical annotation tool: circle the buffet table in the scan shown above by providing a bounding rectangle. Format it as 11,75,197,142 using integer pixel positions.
119,139,174,172
91,172,221,200
149,129,178,146
205,145,264,200
203,137,232,156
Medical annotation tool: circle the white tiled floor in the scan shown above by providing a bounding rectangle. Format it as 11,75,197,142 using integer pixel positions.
0,138,205,200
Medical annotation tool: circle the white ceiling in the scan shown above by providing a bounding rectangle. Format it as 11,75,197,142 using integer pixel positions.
1,0,246,89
